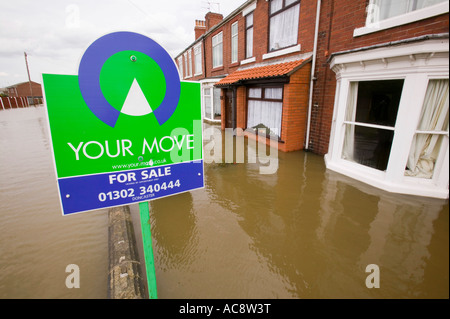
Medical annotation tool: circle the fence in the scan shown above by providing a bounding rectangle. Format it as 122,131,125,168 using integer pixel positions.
0,96,42,110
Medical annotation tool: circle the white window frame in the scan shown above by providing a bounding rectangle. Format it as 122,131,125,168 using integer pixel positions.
231,21,239,63
245,12,254,59
183,53,188,78
187,49,193,78
326,39,449,199
268,0,301,52
200,79,222,122
194,43,203,76
212,32,223,68
177,56,184,79
354,1,449,37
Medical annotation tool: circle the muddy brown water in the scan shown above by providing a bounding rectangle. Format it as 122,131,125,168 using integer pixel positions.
0,107,448,298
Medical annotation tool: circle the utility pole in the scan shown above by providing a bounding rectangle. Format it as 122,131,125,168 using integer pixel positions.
24,52,34,106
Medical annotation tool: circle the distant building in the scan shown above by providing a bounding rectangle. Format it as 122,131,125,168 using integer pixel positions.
6,81,43,105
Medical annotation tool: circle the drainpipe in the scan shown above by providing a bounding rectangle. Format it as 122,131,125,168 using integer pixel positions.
305,0,321,151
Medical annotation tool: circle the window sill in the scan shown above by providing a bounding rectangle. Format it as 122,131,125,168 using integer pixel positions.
245,128,283,142
212,66,224,72
353,2,449,37
240,57,256,65
263,44,301,60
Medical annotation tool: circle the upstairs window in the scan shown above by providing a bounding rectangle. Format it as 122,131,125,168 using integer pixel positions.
246,13,254,58
367,0,448,23
269,0,300,52
212,32,223,68
231,21,238,63
177,56,184,79
185,50,192,78
184,53,189,77
194,44,202,75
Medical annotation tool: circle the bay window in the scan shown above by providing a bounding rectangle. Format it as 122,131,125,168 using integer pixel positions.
326,39,449,198
342,80,403,171
405,79,449,179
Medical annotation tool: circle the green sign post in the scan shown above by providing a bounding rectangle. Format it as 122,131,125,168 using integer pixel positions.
43,32,203,298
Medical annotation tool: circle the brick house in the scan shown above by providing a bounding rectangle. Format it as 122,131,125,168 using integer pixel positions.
175,0,316,152
6,80,43,105
176,0,449,198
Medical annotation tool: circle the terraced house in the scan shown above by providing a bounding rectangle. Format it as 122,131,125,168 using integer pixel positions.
175,0,449,199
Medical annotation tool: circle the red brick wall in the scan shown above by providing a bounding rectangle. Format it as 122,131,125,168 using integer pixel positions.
236,86,247,129
199,0,320,78
280,62,311,152
308,0,449,155
232,62,311,152
205,12,223,31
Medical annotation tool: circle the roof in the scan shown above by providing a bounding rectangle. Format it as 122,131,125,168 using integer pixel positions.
6,81,41,88
176,0,256,59
215,58,310,87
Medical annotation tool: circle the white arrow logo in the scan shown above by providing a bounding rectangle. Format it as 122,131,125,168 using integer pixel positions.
121,78,153,116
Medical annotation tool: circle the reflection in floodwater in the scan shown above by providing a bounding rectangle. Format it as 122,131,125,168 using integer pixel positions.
150,192,197,270
0,109,448,298
151,123,448,299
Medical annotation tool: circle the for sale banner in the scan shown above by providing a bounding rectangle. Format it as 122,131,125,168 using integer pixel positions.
43,32,203,215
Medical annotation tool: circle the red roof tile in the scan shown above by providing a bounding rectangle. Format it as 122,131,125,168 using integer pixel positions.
215,58,309,86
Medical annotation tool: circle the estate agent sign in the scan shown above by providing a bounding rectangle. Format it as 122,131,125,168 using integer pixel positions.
43,32,203,215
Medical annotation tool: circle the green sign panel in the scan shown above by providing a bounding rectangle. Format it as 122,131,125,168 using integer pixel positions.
43,32,204,215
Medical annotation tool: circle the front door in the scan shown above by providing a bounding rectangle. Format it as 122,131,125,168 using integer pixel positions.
225,88,235,129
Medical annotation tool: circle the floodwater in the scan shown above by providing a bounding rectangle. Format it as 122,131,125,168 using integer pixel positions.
0,106,448,299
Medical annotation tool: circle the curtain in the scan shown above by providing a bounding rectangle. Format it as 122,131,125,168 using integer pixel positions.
194,46,202,75
246,27,253,58
405,79,449,178
269,4,300,51
342,82,358,161
231,23,238,63
213,87,221,117
203,88,211,119
246,14,253,58
212,33,223,68
247,100,282,137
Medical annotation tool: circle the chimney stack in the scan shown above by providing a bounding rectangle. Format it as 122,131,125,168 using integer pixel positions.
205,12,223,31
194,20,206,40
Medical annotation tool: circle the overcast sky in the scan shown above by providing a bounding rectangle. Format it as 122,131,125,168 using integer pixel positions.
0,0,246,88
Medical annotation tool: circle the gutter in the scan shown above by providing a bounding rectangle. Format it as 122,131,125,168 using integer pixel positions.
305,0,321,151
